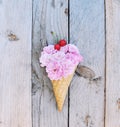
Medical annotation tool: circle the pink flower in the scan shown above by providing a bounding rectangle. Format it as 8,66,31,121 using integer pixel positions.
60,45,69,53
39,53,52,67
52,51,65,61
39,44,83,80
46,60,75,80
46,61,63,80
68,44,80,54
62,60,75,77
66,53,83,65
43,45,57,54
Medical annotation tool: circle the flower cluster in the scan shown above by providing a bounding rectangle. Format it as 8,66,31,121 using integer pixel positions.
39,44,83,80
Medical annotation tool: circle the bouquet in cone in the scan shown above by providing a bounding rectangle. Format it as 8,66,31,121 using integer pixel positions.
39,40,83,111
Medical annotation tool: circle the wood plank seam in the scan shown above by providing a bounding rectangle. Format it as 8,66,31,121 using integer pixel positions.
104,0,107,127
68,0,70,127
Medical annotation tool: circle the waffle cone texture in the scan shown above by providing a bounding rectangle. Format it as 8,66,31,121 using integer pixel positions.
51,70,75,111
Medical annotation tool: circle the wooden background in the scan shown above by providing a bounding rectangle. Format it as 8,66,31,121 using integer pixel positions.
0,0,120,127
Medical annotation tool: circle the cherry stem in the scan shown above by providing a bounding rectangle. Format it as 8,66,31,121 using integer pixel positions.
51,31,60,44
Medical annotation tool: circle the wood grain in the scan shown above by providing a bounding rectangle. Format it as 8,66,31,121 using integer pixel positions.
32,0,68,127
69,0,105,127
106,0,120,126
0,0,32,127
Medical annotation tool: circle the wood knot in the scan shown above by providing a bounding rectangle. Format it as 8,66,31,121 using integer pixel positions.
76,65,95,79
51,0,55,8
84,115,94,127
7,31,19,41
84,115,91,126
90,76,102,84
60,2,63,7
64,8,68,16
117,98,120,109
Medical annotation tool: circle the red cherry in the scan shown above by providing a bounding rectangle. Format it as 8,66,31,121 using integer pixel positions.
59,40,67,46
54,44,60,50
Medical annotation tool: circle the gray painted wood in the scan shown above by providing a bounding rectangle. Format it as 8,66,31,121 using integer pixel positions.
0,0,120,126
0,0,32,127
32,0,68,127
69,0,105,127
106,0,120,126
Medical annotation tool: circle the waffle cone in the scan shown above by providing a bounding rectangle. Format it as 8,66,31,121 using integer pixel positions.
51,70,75,111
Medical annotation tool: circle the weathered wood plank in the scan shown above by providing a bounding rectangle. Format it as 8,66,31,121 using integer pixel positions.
0,0,32,127
32,0,68,127
106,0,120,126
69,0,105,127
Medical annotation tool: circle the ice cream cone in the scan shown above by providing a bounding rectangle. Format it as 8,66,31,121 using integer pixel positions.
51,69,75,111
40,44,83,111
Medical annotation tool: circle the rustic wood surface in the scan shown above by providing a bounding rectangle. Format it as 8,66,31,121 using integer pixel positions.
69,0,105,127
106,0,120,126
32,0,68,127
0,0,120,127
0,0,32,127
